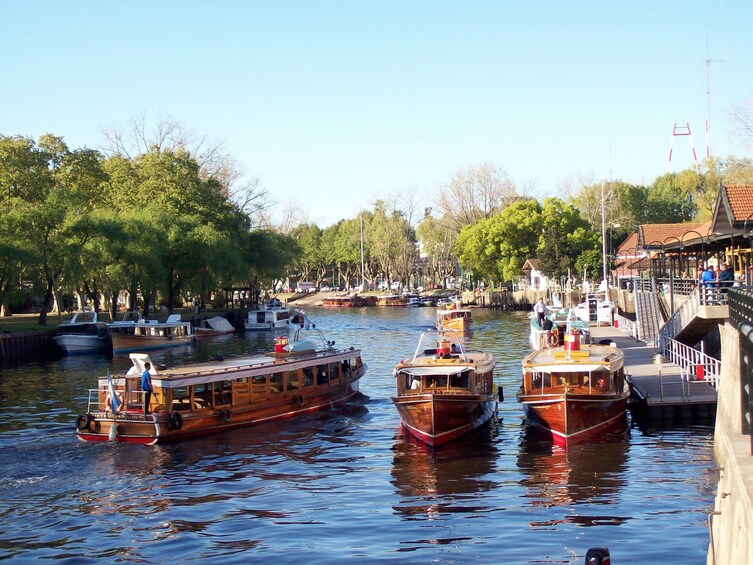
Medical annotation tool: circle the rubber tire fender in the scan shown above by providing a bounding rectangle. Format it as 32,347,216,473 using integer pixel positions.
76,413,92,431
169,411,183,430
293,394,304,407
220,408,232,423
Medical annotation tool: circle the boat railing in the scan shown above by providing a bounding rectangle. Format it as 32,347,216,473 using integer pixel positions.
85,388,151,418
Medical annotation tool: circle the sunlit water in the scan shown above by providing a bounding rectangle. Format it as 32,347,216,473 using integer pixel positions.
0,308,716,563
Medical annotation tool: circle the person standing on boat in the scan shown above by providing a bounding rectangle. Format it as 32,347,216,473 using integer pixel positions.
534,298,547,327
141,362,153,414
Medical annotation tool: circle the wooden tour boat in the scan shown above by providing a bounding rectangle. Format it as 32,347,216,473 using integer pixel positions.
517,333,628,447
75,327,366,444
53,310,109,354
376,294,408,307
436,303,472,332
392,330,499,447
321,294,367,308
108,313,195,353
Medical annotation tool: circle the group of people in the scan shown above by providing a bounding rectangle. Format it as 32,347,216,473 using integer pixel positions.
700,262,735,290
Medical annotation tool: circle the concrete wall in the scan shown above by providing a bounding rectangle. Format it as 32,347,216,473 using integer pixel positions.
707,322,753,565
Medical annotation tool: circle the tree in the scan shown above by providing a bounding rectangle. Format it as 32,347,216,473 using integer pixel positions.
455,198,542,283
435,161,518,232
536,198,600,280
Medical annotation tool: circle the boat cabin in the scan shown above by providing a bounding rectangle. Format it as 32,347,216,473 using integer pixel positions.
94,350,364,416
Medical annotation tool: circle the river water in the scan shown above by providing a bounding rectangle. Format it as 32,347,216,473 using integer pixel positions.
0,307,716,563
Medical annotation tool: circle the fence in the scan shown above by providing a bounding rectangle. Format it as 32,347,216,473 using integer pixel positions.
728,288,753,455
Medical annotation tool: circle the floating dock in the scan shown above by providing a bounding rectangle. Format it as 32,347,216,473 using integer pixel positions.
588,326,717,420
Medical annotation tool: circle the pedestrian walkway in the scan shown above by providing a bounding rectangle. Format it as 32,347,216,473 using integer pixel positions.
589,326,717,419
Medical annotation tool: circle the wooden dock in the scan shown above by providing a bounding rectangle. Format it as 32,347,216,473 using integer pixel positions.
588,326,717,420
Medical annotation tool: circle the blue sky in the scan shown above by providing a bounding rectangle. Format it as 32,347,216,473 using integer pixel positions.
2,1,752,227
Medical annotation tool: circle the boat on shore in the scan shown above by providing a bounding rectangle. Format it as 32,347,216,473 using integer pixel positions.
392,331,499,447
376,294,408,307
53,310,109,354
517,335,628,447
436,303,472,332
75,326,367,444
108,313,195,353
194,315,236,338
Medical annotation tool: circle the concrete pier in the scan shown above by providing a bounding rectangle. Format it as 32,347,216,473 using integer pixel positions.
588,326,717,419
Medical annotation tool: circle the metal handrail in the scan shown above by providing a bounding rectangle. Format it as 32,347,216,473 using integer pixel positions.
661,337,721,390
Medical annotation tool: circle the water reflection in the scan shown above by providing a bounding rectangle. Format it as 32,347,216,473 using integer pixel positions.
390,422,500,520
516,427,631,527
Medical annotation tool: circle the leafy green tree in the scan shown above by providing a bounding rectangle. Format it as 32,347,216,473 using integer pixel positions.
536,198,600,280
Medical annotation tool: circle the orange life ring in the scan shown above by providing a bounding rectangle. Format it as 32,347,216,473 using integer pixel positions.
547,333,559,347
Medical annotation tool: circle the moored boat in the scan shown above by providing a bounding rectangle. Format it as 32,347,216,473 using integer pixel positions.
244,301,297,331
529,308,590,351
321,294,367,308
436,304,472,332
75,326,367,444
392,331,499,447
376,294,408,307
517,335,628,447
108,313,195,353
194,315,236,338
53,310,109,354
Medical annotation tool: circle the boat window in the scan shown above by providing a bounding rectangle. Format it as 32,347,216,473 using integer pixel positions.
214,380,232,406
193,383,213,409
270,372,283,394
450,372,469,390
341,359,351,378
530,372,551,389
170,386,190,411
328,362,340,382
427,376,447,389
286,370,301,391
300,368,314,388
316,364,328,386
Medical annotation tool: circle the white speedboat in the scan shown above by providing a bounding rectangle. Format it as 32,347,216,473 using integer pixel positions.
53,311,109,354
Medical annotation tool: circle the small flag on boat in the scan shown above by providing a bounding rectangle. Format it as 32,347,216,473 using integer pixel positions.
107,369,121,413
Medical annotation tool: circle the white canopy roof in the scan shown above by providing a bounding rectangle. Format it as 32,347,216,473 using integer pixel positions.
398,365,472,377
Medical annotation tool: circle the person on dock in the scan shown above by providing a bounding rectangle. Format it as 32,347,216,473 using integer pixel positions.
534,298,547,326
141,362,153,414
718,263,734,293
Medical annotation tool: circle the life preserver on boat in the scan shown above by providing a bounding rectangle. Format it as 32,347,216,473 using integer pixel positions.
76,413,92,431
220,408,232,423
547,333,559,347
169,411,183,430
293,394,304,407
436,350,446,359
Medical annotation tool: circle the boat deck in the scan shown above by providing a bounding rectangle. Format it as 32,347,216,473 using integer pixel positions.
588,326,717,419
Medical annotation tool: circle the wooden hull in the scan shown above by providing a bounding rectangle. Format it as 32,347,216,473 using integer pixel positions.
392,393,496,447
194,328,235,338
321,298,365,308
518,389,628,447
77,379,362,444
376,296,408,307
110,334,194,353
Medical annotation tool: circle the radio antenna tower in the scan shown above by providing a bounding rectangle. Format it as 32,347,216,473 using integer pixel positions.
666,122,699,173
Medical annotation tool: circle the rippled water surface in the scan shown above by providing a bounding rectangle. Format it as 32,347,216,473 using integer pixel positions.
0,308,716,563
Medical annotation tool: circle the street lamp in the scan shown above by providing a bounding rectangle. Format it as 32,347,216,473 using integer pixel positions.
663,235,683,315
